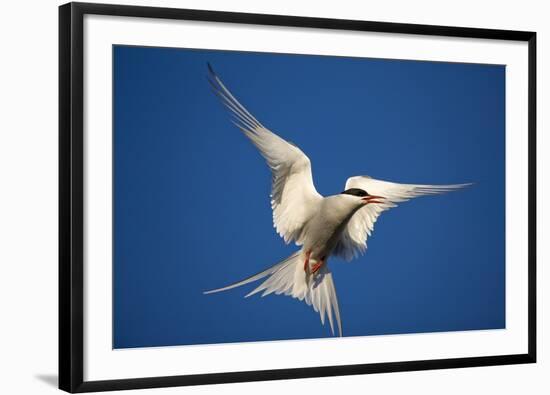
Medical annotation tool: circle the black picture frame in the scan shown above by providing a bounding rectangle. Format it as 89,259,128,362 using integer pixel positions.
59,2,537,392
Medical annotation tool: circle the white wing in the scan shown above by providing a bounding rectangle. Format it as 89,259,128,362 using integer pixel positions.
208,64,322,244
334,176,470,261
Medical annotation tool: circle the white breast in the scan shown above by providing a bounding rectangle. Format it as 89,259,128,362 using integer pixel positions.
301,195,361,259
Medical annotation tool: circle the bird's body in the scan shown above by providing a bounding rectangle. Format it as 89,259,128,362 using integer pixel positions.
203,64,470,337
302,195,365,262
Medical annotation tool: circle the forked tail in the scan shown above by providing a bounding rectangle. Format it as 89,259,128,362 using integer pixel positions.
204,252,343,336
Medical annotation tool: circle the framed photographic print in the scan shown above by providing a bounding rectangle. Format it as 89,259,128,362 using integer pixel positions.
59,2,536,393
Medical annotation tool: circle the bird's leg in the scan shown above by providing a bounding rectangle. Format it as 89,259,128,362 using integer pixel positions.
303,250,312,272
311,257,326,274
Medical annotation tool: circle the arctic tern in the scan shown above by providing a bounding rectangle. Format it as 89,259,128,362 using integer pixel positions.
204,64,469,337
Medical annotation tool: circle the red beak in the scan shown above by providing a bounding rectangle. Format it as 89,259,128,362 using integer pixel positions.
362,195,385,205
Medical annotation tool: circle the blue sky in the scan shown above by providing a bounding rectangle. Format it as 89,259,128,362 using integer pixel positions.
113,45,505,348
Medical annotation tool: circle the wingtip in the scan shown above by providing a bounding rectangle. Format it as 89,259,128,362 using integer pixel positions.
207,62,215,76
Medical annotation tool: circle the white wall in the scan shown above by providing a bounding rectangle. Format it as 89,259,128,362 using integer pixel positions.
0,0,547,393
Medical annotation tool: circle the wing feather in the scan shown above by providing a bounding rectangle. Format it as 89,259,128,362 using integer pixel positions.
334,176,471,260
208,64,322,244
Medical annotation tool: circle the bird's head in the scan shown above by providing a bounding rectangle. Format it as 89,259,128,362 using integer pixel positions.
340,188,385,207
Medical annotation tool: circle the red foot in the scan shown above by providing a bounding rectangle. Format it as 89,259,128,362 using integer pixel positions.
303,250,311,272
311,258,325,274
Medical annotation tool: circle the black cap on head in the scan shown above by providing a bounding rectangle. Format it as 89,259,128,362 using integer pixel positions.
341,188,369,197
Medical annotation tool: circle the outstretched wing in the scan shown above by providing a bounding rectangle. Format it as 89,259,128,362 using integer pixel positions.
208,64,322,245
334,176,470,261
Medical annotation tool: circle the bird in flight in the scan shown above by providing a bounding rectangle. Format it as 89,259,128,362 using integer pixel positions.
204,63,469,337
